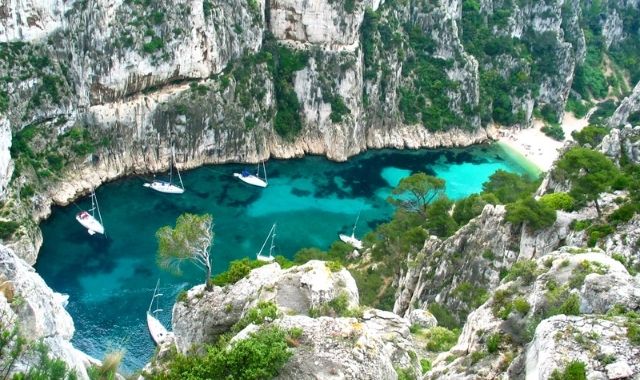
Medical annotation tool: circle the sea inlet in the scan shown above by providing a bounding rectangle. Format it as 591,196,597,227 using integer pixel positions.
34,144,538,372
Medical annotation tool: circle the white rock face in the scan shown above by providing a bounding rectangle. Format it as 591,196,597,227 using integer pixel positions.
172,260,359,353
526,315,639,380
606,361,634,380
0,0,67,42
427,248,640,379
272,310,419,380
0,117,12,200
408,308,437,329
269,0,377,50
0,244,92,378
610,81,640,128
599,124,640,164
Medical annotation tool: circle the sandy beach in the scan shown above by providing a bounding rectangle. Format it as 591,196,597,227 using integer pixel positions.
496,109,594,173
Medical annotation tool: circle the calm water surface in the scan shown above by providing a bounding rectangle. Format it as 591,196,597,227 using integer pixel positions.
34,145,537,372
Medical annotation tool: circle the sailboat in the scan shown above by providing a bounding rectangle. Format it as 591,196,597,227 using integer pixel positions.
256,223,277,262
234,161,268,188
75,189,105,235
147,280,170,346
339,212,363,249
144,147,185,194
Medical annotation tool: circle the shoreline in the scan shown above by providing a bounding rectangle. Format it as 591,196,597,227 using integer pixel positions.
495,110,593,173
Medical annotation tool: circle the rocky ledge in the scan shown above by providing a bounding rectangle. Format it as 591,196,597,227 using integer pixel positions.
166,260,422,379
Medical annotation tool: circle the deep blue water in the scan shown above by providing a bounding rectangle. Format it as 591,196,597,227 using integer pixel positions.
34,145,537,373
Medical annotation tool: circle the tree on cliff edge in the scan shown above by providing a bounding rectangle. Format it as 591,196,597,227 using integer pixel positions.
555,147,620,217
387,172,445,217
156,213,214,290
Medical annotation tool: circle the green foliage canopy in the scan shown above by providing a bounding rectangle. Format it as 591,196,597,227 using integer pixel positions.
555,147,620,215
156,213,214,290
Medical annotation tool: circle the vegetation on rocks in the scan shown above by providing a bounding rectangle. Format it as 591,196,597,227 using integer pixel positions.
148,326,293,380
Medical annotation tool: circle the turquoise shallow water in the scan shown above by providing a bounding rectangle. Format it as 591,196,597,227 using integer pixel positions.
34,145,535,372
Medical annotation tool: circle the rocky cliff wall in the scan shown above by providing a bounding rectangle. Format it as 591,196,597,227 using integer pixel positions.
0,243,93,379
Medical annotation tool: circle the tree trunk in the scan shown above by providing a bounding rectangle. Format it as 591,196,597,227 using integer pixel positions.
204,263,212,291
594,198,601,217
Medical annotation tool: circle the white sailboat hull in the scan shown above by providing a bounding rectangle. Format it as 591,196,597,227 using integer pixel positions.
339,233,363,249
233,173,267,188
76,212,104,235
147,312,170,346
256,254,275,262
144,180,185,194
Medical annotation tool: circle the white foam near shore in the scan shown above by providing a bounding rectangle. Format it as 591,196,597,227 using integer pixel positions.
496,109,594,172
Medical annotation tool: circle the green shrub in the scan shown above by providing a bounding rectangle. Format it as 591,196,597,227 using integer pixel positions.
326,260,343,272
309,292,356,318
568,261,607,289
586,224,615,247
486,332,501,354
482,250,496,260
505,197,556,231
155,326,292,380
420,358,432,373
453,193,493,226
0,220,20,239
541,123,565,141
482,170,538,204
565,97,591,118
344,0,355,12
453,282,489,309
233,302,278,333
396,367,416,380
210,258,267,286
424,326,459,352
513,296,531,315
330,96,350,123
571,125,609,147
539,193,575,211
545,288,580,317
505,260,539,285
428,303,460,330
608,203,638,225
142,37,164,54
627,321,640,345
549,360,587,380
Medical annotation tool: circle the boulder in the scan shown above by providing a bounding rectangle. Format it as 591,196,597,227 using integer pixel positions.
172,260,359,352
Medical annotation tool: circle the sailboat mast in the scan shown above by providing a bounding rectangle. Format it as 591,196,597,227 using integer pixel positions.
352,211,360,236
269,223,276,258
263,161,267,183
169,146,174,184
174,149,184,190
148,279,160,312
93,190,104,227
257,224,273,258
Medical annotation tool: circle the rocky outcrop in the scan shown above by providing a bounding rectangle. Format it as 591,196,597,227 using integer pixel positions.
0,117,12,200
169,260,423,379
426,248,640,379
269,0,378,50
599,124,640,164
610,82,640,128
273,310,419,380
0,0,67,42
526,315,640,380
0,244,93,378
172,260,358,352
603,214,640,267
393,203,585,323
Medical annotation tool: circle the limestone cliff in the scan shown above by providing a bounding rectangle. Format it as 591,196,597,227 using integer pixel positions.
167,260,422,379
0,243,94,379
426,248,640,379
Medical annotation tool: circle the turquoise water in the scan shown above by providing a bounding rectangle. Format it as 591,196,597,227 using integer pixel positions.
34,145,535,372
